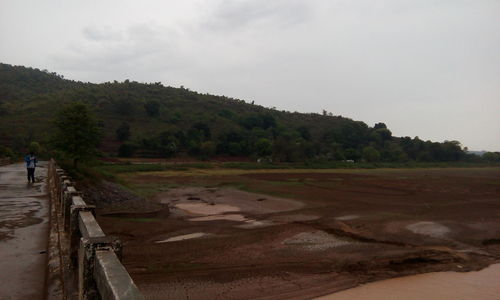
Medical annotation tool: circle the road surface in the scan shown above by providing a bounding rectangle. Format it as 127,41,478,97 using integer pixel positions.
0,162,49,300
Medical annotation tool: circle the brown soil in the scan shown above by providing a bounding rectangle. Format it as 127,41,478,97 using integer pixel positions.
96,168,500,299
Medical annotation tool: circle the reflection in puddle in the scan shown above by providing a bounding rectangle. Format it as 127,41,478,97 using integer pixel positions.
156,232,209,243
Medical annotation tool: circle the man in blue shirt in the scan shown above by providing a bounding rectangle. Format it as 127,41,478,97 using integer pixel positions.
24,152,37,183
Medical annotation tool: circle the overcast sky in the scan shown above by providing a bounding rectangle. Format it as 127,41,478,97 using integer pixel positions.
1,0,499,151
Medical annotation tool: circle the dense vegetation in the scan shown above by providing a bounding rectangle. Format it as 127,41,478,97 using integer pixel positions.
1,63,498,163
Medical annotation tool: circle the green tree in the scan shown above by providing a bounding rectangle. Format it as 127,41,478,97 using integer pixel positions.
254,138,273,157
28,141,40,154
362,146,381,162
144,100,160,117
344,148,361,161
0,145,14,158
118,143,136,157
200,141,216,160
52,102,101,168
374,122,387,129
381,142,408,162
483,152,500,162
116,122,131,141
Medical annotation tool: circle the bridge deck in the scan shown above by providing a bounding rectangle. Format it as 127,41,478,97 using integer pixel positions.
0,162,49,300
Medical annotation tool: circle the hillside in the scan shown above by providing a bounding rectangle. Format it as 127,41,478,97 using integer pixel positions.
0,63,475,162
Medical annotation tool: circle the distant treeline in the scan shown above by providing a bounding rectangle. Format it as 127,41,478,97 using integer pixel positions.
1,63,499,163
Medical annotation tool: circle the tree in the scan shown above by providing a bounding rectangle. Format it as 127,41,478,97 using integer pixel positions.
362,146,381,162
297,126,311,141
144,100,160,117
254,138,273,157
118,143,136,157
116,122,131,141
344,148,361,161
0,145,14,158
200,141,216,160
52,102,101,168
28,141,40,154
483,152,500,162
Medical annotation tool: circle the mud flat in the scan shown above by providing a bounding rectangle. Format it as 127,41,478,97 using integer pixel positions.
316,263,500,300
96,167,500,299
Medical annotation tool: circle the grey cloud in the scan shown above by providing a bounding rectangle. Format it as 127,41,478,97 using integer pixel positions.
82,26,124,42
52,23,185,81
205,0,315,32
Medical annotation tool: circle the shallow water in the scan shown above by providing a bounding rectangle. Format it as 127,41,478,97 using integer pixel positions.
315,264,500,300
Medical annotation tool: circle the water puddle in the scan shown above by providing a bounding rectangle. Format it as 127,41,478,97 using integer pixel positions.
284,231,350,250
406,221,450,238
235,220,274,229
335,215,359,221
175,203,240,215
155,232,209,243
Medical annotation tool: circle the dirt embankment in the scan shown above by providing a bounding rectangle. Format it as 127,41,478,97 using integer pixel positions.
78,180,168,216
93,168,500,299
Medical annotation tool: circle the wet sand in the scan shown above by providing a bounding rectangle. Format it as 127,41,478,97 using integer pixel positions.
0,163,49,300
316,264,500,300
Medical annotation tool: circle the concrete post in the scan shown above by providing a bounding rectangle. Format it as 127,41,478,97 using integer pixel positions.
60,179,71,211
70,203,96,268
63,186,79,232
79,236,123,300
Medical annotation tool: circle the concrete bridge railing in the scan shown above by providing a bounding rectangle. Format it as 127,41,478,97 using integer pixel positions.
47,159,144,300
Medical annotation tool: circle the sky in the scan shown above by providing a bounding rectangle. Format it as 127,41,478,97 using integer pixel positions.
1,0,499,151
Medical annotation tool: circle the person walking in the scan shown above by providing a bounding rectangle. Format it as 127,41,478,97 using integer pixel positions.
25,152,37,183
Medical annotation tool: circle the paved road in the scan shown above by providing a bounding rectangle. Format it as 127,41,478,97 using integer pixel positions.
0,162,49,300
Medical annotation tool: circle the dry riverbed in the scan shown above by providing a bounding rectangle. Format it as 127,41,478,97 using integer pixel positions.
94,167,500,299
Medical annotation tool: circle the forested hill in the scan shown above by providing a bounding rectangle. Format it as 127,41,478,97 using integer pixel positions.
0,62,471,162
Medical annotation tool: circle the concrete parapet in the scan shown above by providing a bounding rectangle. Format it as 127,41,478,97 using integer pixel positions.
63,186,80,232
70,198,96,268
94,250,144,300
78,211,105,238
47,159,144,300
79,236,122,300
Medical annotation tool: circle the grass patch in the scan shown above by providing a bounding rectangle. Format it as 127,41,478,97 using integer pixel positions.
94,163,166,173
126,182,181,198
222,161,500,170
